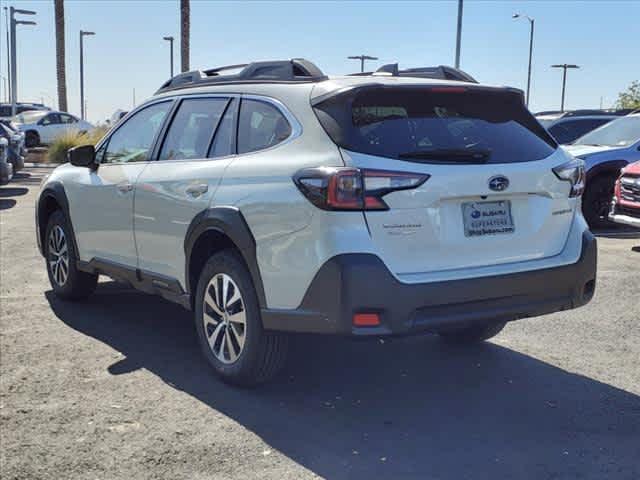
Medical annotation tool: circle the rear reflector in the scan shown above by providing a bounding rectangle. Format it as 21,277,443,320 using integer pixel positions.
353,313,381,327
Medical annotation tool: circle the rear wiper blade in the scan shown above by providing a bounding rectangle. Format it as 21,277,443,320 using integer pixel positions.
398,148,491,163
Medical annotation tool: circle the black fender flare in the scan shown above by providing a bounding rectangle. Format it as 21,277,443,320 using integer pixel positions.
184,207,267,309
586,160,628,183
36,181,80,259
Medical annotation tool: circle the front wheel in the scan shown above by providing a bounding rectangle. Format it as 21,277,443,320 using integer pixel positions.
45,210,98,300
194,250,288,386
25,131,40,148
438,321,506,344
583,174,617,229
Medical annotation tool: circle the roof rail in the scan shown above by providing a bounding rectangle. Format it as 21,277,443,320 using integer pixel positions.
535,110,564,116
350,64,478,83
156,58,327,94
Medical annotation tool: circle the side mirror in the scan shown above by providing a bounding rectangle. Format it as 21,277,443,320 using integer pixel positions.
68,144,97,169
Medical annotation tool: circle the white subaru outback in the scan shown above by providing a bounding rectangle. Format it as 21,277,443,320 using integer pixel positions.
36,59,597,385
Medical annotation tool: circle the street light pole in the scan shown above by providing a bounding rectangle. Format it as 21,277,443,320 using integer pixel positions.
513,13,534,107
454,0,463,68
347,55,378,73
163,36,174,77
9,7,37,117
3,7,10,103
79,30,95,120
551,64,580,112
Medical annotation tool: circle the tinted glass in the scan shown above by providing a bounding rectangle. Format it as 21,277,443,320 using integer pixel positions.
209,99,236,157
41,114,60,125
159,98,228,160
59,114,77,124
314,87,557,164
574,115,640,147
237,99,292,154
549,119,610,144
103,102,171,164
0,106,10,117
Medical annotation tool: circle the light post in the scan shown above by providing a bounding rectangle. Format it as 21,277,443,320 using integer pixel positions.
79,30,95,120
454,0,463,68
3,7,10,103
0,75,7,102
9,7,37,116
513,13,534,107
347,55,378,73
551,64,580,112
163,36,174,77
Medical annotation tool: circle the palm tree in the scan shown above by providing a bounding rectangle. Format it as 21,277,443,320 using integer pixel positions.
54,0,68,112
180,0,190,73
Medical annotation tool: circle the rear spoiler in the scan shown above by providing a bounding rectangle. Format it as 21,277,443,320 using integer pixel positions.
311,83,526,107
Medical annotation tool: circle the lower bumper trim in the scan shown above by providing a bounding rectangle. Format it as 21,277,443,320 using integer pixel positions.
262,231,597,336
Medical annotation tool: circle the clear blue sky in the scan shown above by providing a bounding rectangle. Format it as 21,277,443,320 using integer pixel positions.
1,0,638,123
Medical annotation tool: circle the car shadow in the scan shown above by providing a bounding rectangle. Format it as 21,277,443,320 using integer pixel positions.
0,187,29,197
46,285,640,479
0,198,17,210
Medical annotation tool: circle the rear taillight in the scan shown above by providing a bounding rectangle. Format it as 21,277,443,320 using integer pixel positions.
293,167,429,211
553,159,585,197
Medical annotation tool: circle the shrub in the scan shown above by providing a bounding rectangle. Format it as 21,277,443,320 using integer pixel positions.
46,126,109,164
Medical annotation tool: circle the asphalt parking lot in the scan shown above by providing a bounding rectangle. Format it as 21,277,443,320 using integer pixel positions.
1,166,639,480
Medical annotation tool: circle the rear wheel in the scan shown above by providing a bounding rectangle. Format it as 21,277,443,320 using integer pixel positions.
25,131,40,148
45,210,98,300
439,321,506,344
194,250,288,386
583,174,617,229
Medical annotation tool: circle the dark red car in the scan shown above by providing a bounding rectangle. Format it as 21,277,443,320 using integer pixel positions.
609,160,640,228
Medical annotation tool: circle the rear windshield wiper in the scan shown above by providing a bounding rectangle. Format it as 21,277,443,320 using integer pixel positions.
397,148,491,163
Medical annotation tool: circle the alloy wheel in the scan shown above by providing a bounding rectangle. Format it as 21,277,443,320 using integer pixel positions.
48,225,69,286
203,273,247,364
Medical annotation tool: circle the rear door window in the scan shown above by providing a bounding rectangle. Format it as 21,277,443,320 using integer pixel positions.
314,87,557,164
208,99,237,158
237,99,292,154
159,97,229,160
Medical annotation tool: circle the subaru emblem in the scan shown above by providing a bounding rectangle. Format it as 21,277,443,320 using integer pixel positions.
488,176,509,192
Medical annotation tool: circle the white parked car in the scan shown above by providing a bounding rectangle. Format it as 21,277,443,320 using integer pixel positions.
14,110,93,147
36,59,597,386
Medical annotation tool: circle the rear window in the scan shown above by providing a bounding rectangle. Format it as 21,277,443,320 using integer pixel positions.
314,87,557,164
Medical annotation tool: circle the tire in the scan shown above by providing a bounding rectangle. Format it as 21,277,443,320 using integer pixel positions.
583,174,617,229
194,250,288,386
438,321,506,344
45,210,98,300
25,131,40,148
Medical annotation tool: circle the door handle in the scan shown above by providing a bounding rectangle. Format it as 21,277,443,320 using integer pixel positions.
186,183,208,197
117,182,134,193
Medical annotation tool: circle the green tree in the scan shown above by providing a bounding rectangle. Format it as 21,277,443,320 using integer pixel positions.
616,81,640,109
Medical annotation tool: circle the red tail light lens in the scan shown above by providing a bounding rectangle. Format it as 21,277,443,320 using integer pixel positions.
294,167,429,211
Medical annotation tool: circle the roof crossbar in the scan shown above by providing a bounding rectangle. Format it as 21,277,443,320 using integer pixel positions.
350,63,478,84
156,58,327,94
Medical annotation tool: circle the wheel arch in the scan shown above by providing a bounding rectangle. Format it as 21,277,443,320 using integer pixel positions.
36,182,78,258
586,159,628,182
184,207,267,310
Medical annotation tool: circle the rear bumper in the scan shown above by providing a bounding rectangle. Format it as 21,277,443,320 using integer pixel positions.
262,230,597,336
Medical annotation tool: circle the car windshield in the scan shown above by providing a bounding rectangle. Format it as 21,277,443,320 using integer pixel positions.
15,111,47,124
573,115,640,147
